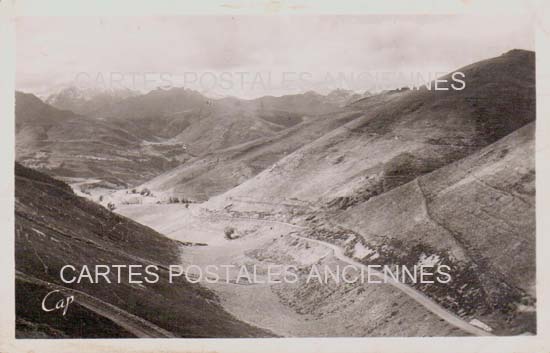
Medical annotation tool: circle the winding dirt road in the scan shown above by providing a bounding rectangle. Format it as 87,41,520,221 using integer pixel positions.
119,204,495,336
189,208,494,336
286,233,494,337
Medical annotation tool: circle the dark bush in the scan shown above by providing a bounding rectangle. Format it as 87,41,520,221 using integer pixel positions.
224,226,236,240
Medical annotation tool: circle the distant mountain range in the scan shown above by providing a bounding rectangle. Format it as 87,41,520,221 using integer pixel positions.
46,86,140,116
151,49,535,203
16,85,367,187
16,91,188,187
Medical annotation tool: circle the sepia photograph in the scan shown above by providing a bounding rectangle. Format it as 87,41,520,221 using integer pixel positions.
2,1,549,352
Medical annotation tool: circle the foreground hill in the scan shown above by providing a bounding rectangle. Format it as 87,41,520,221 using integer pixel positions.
208,50,535,212
333,122,535,333
15,163,271,338
15,92,188,187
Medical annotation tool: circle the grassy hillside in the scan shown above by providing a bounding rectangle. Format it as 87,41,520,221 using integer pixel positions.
140,110,362,200
15,163,272,338
330,122,536,334
197,50,536,335
207,50,535,212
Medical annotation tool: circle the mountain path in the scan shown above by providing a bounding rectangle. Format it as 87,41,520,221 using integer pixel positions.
195,206,493,336
285,233,494,336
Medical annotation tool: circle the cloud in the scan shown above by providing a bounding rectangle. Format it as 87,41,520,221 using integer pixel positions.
16,15,534,98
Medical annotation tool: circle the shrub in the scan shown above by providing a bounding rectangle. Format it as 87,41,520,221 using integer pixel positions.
168,196,180,203
107,202,116,211
224,226,236,240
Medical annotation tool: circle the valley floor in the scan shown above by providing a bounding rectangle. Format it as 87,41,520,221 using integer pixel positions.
117,203,480,337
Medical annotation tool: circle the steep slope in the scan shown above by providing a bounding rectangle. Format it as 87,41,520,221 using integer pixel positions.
208,50,535,212
15,163,272,338
15,91,188,187
331,122,536,334
139,109,362,201
135,90,376,201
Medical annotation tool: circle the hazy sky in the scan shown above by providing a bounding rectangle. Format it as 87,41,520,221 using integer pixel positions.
16,15,534,98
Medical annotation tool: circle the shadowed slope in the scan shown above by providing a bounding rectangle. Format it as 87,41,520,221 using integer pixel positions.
15,163,272,338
